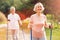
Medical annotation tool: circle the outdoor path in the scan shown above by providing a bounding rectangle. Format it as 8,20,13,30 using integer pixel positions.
0,24,30,40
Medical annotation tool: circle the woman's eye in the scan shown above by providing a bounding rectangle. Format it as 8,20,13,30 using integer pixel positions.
38,6,42,8
38,7,40,8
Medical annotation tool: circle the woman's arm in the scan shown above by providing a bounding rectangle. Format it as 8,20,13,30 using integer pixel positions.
44,15,53,29
44,21,53,29
28,16,33,29
44,21,49,28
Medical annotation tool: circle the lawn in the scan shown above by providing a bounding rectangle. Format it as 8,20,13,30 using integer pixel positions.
0,27,7,40
46,28,60,40
0,27,60,40
0,14,60,40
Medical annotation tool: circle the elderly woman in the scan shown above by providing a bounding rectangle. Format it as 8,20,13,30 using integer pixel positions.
7,6,22,40
28,2,52,40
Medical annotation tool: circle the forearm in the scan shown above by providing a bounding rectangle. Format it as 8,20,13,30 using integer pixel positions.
28,24,32,29
44,22,53,29
44,22,49,28
18,20,22,26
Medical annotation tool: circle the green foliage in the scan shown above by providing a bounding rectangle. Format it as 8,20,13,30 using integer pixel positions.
46,14,54,20
0,0,34,12
46,29,60,40
14,0,34,10
0,0,11,13
46,14,60,29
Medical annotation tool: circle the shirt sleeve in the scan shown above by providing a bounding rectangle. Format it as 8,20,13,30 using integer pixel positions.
17,14,22,26
7,15,10,21
17,15,20,20
44,16,49,28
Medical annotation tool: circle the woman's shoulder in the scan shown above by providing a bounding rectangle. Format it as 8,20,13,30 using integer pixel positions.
40,14,46,19
41,14,46,17
31,14,36,17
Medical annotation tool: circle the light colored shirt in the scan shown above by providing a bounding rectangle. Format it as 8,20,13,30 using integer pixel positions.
8,13,21,29
28,14,47,38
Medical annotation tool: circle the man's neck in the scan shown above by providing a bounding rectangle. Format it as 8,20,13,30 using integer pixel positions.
11,13,15,15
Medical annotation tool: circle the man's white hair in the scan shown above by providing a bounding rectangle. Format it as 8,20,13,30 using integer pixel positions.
33,2,45,12
10,6,15,11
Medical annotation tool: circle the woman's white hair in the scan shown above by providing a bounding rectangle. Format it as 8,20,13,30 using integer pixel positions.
10,6,15,11
33,2,45,12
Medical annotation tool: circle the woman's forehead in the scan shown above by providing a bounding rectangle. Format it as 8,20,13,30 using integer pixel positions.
37,5,42,7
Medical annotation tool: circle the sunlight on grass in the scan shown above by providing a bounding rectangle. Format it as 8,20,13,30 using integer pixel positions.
0,12,7,24
46,29,60,40
0,14,60,40
0,27,7,40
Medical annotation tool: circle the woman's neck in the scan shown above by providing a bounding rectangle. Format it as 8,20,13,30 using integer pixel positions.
36,12,41,16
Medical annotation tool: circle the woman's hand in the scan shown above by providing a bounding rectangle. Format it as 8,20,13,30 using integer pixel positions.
49,24,53,29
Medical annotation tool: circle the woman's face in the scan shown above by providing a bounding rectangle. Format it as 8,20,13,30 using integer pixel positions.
10,8,15,14
35,5,42,13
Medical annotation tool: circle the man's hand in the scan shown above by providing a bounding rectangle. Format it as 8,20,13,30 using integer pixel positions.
18,20,22,27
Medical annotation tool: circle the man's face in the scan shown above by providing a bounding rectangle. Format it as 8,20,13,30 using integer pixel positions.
11,8,15,14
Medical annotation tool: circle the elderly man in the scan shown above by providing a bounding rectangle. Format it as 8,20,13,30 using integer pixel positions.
7,6,22,40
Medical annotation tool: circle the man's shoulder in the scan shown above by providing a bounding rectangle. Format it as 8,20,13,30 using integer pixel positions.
15,13,19,16
8,13,11,16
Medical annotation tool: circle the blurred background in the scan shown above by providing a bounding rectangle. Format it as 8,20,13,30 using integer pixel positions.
0,0,60,40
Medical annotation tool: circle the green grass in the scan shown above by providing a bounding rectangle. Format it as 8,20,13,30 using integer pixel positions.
0,13,60,40
0,22,6,24
46,29,60,40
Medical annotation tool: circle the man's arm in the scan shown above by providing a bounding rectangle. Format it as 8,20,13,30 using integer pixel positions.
18,20,22,27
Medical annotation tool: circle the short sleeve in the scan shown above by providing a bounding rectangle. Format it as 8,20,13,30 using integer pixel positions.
8,15,10,20
18,15,20,20
16,14,20,20
17,14,22,25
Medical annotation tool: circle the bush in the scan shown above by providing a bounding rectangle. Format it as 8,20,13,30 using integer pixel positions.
46,14,60,29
